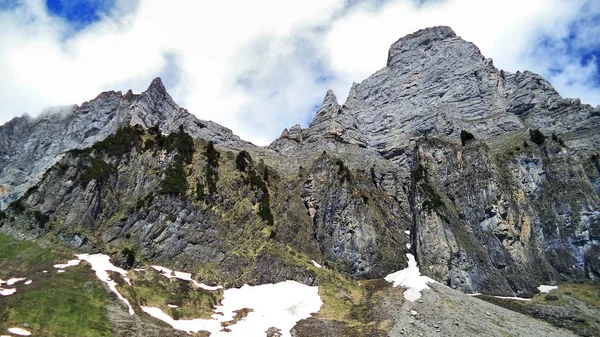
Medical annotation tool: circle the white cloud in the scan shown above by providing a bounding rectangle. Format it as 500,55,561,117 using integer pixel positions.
324,0,599,105
0,0,599,145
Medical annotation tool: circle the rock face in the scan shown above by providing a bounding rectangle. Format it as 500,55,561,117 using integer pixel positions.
269,26,600,296
0,78,249,210
1,26,599,299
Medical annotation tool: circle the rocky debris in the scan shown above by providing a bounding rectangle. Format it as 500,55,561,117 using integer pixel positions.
387,283,577,337
266,327,283,337
478,291,600,337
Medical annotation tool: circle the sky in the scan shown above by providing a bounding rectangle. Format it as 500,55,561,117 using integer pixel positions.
0,0,599,145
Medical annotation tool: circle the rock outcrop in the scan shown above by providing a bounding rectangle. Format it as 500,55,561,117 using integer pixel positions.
0,78,250,210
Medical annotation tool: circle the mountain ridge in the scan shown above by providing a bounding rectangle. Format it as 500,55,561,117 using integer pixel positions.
0,27,599,335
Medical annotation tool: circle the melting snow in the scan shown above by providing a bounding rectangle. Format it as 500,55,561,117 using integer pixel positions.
151,265,223,291
54,260,81,269
404,230,412,249
6,278,26,286
141,306,221,333
24,280,32,285
0,288,17,296
310,260,322,268
467,293,531,301
76,254,135,315
492,296,532,301
167,304,179,308
8,327,31,336
538,285,558,293
142,280,322,336
0,278,27,296
384,254,436,301
57,270,66,273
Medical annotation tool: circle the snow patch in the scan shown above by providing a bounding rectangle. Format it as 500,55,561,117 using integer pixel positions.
493,296,532,301
141,306,221,333
142,280,322,336
24,280,32,285
151,265,223,291
466,293,531,301
57,270,66,273
404,230,412,249
538,285,558,293
0,288,17,296
311,260,322,268
6,278,26,286
167,304,179,308
54,260,81,269
384,254,436,301
76,254,135,315
8,327,31,336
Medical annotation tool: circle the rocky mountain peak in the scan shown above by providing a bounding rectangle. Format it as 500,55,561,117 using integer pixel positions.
145,77,168,98
309,89,340,127
138,76,175,109
387,25,457,66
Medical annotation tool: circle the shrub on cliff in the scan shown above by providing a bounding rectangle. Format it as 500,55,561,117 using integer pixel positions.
529,129,545,145
460,130,475,146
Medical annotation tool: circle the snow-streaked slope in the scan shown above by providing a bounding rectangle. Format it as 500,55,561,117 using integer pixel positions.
151,265,223,291
385,230,436,301
142,280,322,336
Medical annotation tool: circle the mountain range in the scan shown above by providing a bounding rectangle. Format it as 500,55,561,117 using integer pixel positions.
0,26,599,337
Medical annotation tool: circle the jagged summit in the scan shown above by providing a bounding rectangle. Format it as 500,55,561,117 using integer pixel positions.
272,25,599,158
148,76,166,92
142,77,171,102
0,76,248,209
387,26,457,66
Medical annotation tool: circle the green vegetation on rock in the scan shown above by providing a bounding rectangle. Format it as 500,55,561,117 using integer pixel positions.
413,164,443,213
529,128,546,145
158,128,195,197
204,141,220,197
0,234,113,337
460,130,475,146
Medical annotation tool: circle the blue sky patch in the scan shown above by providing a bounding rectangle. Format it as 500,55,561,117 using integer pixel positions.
532,9,600,88
0,0,20,11
46,0,115,30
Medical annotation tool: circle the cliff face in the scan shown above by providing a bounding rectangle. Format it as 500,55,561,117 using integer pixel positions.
270,26,600,296
0,78,249,210
1,26,599,298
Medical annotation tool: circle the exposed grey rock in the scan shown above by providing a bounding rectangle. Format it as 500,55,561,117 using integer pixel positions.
0,78,252,210
1,25,599,300
266,26,600,295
